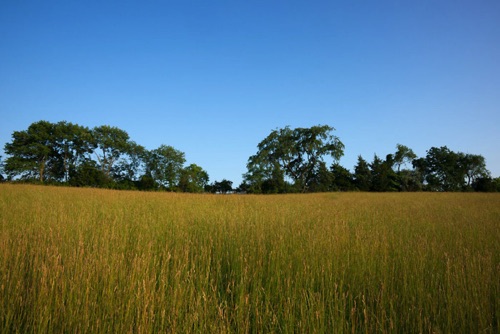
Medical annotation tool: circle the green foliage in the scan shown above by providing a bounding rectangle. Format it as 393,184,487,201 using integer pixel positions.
178,164,209,193
245,125,344,192
91,125,132,177
354,155,371,191
2,120,496,193
473,176,500,192
146,145,186,190
207,179,233,194
330,163,355,191
370,154,398,192
69,160,110,188
394,143,417,172
4,120,55,182
418,146,490,191
52,121,93,181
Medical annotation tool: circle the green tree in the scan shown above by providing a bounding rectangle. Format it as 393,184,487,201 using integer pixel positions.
4,120,55,182
308,162,333,192
178,164,209,193
394,144,417,172
473,176,498,192
245,125,344,193
209,179,233,194
423,146,465,191
137,172,157,191
370,154,387,191
91,125,132,179
113,141,146,185
353,155,371,191
459,153,489,189
330,163,355,191
69,160,109,188
146,145,186,190
52,121,92,182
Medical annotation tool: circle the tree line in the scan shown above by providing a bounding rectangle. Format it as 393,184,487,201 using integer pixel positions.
0,120,213,192
1,121,499,192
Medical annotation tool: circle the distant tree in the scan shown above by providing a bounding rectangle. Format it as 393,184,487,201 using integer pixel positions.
69,160,109,188
209,179,233,194
472,176,498,192
136,172,157,191
370,154,393,191
389,144,420,191
235,181,250,193
459,153,489,189
394,144,417,172
4,120,55,182
396,169,423,192
178,164,209,193
113,141,146,184
52,121,93,182
91,125,132,179
423,146,466,191
330,163,355,191
243,160,288,194
412,157,427,189
245,125,344,193
146,145,186,190
416,147,491,191
353,155,371,191
308,162,333,192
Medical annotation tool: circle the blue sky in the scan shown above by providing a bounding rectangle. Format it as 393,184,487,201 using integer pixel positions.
1,0,499,184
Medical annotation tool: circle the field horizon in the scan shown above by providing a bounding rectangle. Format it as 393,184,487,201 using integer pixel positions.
1,184,499,333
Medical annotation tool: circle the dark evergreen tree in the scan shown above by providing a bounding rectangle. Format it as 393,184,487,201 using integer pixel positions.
353,155,371,191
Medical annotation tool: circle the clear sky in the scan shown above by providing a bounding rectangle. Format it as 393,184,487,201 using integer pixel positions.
1,0,499,184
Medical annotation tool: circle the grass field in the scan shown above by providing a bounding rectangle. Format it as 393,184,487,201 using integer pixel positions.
0,184,499,333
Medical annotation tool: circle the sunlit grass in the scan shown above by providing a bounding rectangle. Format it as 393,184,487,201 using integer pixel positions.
1,184,499,333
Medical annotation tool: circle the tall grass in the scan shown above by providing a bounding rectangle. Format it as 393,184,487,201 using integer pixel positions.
0,184,498,333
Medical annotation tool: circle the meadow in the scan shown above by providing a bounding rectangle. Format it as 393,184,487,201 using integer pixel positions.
0,184,498,333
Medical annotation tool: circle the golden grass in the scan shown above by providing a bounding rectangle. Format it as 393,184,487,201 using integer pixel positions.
0,184,499,333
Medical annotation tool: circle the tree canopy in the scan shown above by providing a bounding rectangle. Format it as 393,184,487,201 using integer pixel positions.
244,125,345,193
2,120,498,192
2,120,209,192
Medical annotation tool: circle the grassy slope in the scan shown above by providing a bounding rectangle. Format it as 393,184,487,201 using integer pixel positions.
0,184,499,333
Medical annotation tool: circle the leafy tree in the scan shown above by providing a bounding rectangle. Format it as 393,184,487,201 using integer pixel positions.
308,161,333,192
146,145,186,190
473,176,499,192
396,169,423,192
69,160,109,188
113,141,146,184
178,164,209,193
91,125,132,179
4,120,55,182
394,144,417,172
243,159,288,194
353,155,371,191
422,147,468,191
330,163,355,191
245,125,344,193
136,172,157,191
412,157,428,189
389,144,420,191
459,153,489,188
52,121,93,182
208,179,233,194
362,154,405,192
